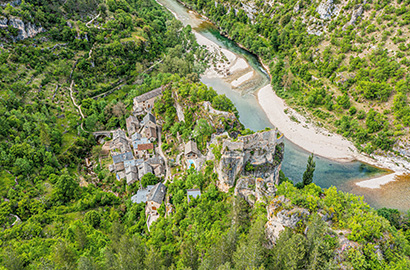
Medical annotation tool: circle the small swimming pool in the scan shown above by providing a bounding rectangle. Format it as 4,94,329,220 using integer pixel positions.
188,159,196,169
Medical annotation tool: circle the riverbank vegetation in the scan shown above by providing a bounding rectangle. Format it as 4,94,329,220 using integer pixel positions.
179,0,410,155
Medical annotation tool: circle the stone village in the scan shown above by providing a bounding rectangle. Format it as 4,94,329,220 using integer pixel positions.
96,86,284,230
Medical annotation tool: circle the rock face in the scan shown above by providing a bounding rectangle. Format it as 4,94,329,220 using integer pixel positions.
235,176,276,205
0,0,21,7
316,0,339,20
265,196,310,247
0,16,45,41
215,130,284,192
343,2,366,30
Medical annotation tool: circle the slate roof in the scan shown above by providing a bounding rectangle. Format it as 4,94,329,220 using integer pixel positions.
185,141,199,155
125,165,137,174
126,115,139,135
138,162,153,179
124,159,144,168
134,87,164,103
133,137,150,149
112,151,134,164
142,113,156,126
131,133,142,141
112,129,127,140
147,182,167,204
126,171,138,185
131,185,155,204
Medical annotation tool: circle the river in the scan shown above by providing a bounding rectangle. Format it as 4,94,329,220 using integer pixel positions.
157,0,410,211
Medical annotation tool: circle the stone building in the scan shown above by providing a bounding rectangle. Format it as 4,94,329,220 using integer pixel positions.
126,115,140,136
185,141,199,159
133,87,165,114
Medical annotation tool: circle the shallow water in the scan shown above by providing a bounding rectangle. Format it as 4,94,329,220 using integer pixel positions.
157,0,410,211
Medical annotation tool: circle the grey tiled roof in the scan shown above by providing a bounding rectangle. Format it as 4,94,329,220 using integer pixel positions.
131,185,155,204
185,140,199,155
134,87,164,103
112,151,134,164
142,113,156,126
147,182,166,204
124,159,144,168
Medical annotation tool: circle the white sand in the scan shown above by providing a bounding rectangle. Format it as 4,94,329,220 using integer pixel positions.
356,173,398,189
230,58,248,73
231,71,254,87
257,84,410,188
257,85,359,161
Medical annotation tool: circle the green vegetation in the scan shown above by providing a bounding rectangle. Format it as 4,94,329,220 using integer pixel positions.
2,0,410,269
180,0,410,154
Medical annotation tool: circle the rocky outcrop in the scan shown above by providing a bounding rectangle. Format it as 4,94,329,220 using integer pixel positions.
0,17,7,28
214,130,284,192
265,196,310,247
343,2,366,30
316,0,339,20
0,0,21,7
235,176,276,205
0,16,45,41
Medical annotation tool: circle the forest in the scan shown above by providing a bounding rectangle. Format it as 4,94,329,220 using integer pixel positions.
1,0,410,269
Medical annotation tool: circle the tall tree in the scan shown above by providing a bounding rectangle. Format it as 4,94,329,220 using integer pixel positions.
302,154,316,186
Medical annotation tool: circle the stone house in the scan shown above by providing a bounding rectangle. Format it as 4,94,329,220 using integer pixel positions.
126,115,140,136
142,113,156,129
112,151,134,172
185,140,199,159
138,162,153,180
110,129,131,154
143,126,157,141
125,165,138,185
146,182,167,214
133,87,165,114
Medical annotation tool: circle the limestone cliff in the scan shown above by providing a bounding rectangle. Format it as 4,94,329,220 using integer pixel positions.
0,16,45,42
212,129,284,193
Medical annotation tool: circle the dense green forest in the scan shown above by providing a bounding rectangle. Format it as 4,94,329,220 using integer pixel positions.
180,0,410,155
2,0,410,269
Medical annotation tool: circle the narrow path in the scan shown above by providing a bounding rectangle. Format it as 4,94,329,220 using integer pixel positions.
86,12,101,27
157,127,171,184
69,80,85,119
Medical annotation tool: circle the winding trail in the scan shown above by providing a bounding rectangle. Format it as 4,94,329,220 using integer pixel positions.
86,12,101,27
69,80,85,119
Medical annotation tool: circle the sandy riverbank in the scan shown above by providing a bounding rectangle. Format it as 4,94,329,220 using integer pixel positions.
257,85,359,162
257,84,410,189
158,0,410,189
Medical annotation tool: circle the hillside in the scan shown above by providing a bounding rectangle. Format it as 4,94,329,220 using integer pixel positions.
2,0,410,269
180,0,410,158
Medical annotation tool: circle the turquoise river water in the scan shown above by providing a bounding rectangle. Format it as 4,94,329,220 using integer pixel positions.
157,0,410,211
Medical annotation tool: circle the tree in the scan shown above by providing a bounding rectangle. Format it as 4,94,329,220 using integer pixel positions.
141,173,158,188
84,210,101,228
302,154,315,187
53,173,80,203
193,118,213,149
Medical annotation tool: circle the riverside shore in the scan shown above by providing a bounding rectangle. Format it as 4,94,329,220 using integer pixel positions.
157,0,410,189
196,25,410,189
